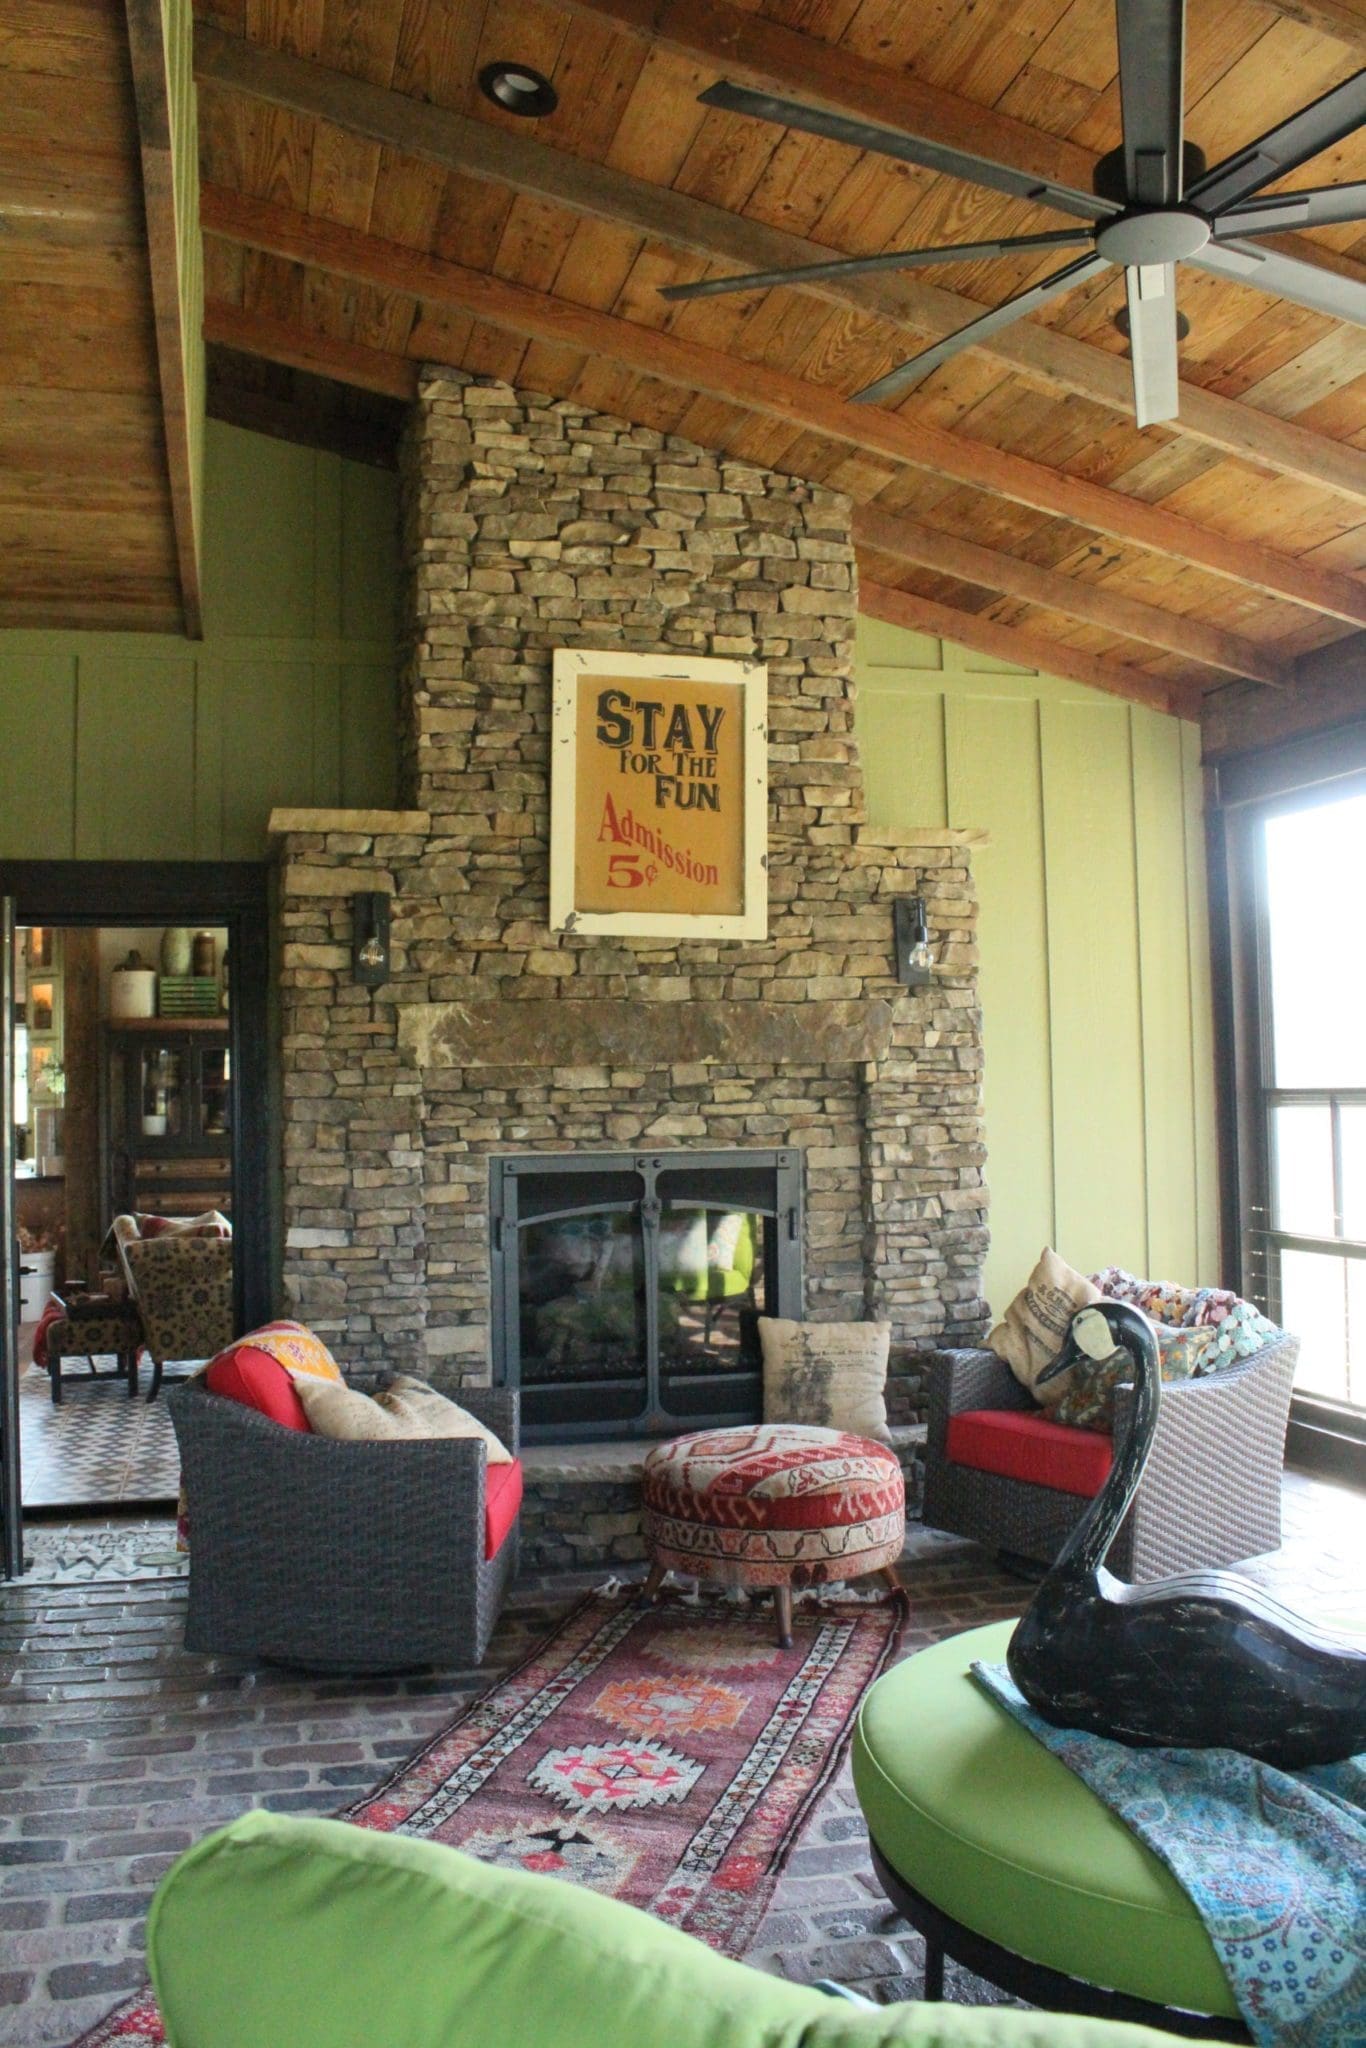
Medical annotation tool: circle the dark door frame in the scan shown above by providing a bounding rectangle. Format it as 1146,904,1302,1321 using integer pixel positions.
0,861,273,1337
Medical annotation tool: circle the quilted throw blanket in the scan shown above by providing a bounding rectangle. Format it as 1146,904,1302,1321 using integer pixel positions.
972,1663,1366,2048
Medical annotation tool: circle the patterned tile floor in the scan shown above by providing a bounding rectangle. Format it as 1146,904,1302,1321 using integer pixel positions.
0,1470,1362,2045
17,1362,182,1513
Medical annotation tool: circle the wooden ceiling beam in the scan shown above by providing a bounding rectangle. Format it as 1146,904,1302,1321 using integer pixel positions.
201,302,419,400
192,25,1366,508
557,0,1355,282
1244,0,1366,57
554,0,1103,199
1294,626,1366,685
125,0,202,637
853,505,1289,685
201,185,1366,627
862,581,1204,719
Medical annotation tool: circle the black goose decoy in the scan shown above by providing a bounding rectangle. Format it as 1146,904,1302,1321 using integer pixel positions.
1007,1299,1366,1770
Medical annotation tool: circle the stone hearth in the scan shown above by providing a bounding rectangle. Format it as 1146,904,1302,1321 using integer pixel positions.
274,369,989,1423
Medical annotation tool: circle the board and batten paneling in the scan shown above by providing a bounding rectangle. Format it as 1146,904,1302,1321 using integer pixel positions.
857,614,1219,1317
0,420,398,860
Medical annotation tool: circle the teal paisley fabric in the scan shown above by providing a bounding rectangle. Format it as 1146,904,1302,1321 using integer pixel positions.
974,1662,1366,2048
1052,1322,1217,1431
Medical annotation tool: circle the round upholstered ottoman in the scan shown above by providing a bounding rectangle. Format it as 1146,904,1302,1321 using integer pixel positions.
852,1619,1246,2039
640,1424,905,1647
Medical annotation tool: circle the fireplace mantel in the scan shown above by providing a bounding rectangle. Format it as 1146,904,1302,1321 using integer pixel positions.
397,997,895,1071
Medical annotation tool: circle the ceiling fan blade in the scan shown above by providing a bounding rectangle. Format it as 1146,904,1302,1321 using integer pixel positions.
1214,180,1366,236
852,251,1112,405
1192,237,1366,324
1124,263,1180,426
1117,0,1186,204
696,79,1117,223
1186,69,1366,214
658,228,1094,303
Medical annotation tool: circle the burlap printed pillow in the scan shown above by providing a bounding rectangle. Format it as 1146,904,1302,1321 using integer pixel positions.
987,1248,1102,1405
759,1318,892,1444
295,1373,513,1459
375,1376,512,1462
293,1377,407,1441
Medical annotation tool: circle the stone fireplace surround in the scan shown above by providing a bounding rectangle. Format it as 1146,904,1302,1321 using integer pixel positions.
272,368,989,1461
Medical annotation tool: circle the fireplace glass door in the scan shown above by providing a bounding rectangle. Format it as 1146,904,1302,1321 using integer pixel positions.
491,1150,803,1439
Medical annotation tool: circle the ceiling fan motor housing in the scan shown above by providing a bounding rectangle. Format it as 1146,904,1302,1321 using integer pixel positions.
1095,208,1212,265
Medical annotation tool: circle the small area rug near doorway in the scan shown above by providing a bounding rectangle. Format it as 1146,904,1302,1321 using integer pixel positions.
73,1584,906,2045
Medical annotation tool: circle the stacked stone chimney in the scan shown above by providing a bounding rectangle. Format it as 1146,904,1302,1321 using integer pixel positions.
274,369,989,1416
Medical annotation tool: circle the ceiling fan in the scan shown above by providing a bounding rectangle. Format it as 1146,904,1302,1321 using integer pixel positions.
657,0,1366,427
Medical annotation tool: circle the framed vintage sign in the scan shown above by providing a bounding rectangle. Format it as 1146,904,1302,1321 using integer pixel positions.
550,648,768,940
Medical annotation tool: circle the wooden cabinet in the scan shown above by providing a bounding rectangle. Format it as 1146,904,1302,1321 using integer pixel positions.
103,1021,232,1220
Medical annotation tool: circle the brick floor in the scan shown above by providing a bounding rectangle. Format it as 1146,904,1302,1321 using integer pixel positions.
2,1471,1362,2046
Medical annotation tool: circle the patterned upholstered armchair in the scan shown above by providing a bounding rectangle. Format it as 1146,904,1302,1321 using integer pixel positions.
112,1216,235,1402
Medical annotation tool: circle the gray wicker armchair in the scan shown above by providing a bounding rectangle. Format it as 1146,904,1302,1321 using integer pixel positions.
167,1380,520,1673
921,1331,1299,1581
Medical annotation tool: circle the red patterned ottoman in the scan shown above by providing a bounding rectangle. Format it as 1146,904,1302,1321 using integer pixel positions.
641,1424,905,1646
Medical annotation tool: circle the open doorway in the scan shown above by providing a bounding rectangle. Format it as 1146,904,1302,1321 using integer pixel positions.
16,922,232,1507
4,864,270,1527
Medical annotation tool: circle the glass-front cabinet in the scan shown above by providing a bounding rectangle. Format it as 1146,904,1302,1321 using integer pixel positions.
104,1022,232,1220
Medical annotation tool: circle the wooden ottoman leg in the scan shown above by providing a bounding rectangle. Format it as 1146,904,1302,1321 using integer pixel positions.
774,1583,794,1649
641,1562,667,1603
880,1564,902,1593
922,1936,945,2002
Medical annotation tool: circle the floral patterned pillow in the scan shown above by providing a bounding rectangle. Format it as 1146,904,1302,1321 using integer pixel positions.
1091,1267,1240,1330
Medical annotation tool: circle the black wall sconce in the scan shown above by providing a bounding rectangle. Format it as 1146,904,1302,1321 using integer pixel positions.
892,895,934,988
352,893,391,989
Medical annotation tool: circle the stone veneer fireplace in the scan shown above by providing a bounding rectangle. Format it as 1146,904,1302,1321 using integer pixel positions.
273,370,989,1432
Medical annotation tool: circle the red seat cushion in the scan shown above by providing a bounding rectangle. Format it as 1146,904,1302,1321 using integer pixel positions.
484,1459,523,1560
945,1409,1112,1498
205,1345,312,1433
32,1295,67,1370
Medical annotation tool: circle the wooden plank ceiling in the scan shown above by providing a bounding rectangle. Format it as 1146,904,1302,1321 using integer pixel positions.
192,0,1366,720
0,1,200,634
16,0,1366,709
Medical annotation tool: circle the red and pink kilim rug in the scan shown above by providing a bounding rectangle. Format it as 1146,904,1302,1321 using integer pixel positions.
73,1586,906,2045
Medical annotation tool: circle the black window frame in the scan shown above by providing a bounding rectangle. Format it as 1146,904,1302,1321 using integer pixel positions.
1209,720,1366,1478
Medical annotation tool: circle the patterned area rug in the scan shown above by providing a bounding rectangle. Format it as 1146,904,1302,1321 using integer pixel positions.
72,1585,906,2045
19,1518,185,1584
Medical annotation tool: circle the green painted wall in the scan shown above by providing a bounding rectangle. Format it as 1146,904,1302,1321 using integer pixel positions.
0,419,399,860
857,614,1219,1317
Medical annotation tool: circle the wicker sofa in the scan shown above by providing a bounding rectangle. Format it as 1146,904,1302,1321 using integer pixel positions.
167,1380,520,1672
921,1329,1299,1580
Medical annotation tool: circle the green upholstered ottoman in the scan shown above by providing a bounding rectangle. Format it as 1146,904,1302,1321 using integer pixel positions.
852,1621,1247,2041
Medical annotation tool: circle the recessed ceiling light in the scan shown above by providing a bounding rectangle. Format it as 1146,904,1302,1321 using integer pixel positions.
479,61,558,118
